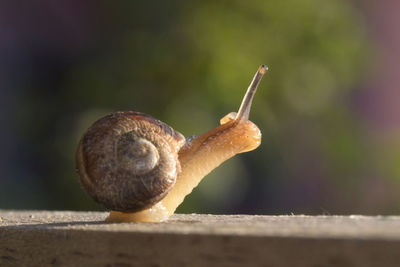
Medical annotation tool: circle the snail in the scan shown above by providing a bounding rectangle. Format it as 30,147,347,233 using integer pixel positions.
76,65,268,222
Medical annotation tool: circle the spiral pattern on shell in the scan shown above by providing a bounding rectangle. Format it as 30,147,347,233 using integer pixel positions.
76,111,186,212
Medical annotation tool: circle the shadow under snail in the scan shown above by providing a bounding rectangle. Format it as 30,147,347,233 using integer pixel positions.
76,65,268,222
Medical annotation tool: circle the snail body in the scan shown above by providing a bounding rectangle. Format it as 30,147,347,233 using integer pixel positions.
76,65,268,222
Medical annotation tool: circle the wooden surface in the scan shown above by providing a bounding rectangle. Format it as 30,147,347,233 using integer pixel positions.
1,211,400,266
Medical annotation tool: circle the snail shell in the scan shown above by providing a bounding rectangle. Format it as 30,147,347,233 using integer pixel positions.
76,111,186,212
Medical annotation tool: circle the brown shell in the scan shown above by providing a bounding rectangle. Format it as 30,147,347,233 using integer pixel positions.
76,111,186,212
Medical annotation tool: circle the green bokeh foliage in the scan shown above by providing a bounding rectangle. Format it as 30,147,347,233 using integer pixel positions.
15,0,381,214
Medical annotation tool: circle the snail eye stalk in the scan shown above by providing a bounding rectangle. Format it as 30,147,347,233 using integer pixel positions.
236,65,268,121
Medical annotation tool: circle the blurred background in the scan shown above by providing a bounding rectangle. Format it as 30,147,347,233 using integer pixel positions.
1,0,399,215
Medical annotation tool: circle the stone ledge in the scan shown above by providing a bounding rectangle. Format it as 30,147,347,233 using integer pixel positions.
1,210,400,266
